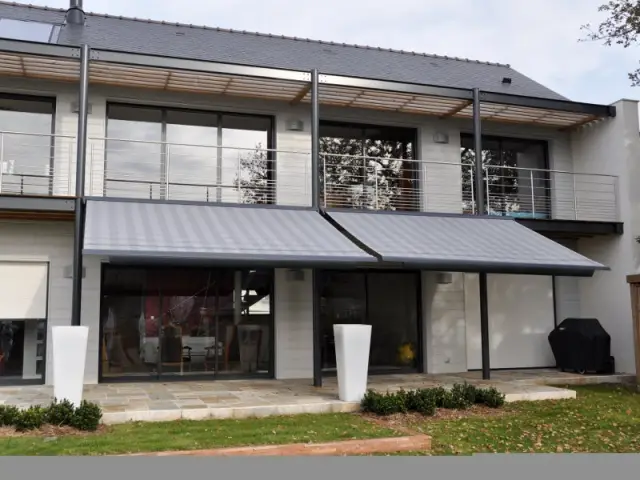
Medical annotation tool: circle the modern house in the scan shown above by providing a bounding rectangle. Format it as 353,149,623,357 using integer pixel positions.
0,0,637,388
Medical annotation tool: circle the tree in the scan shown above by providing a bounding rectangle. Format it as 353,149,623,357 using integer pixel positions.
321,137,416,210
234,143,271,204
582,1,640,85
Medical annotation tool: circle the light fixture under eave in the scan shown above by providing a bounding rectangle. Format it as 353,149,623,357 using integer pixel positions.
286,269,305,282
436,272,453,284
433,132,449,144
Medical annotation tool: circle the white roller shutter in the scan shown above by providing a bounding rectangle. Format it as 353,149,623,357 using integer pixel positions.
465,273,556,369
0,262,48,319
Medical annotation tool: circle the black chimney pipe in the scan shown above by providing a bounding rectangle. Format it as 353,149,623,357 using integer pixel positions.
66,0,85,25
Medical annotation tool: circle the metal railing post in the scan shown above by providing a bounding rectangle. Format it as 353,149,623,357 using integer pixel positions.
614,176,621,222
374,167,379,209
0,133,4,194
322,154,327,208
469,166,475,214
165,144,171,200
530,170,535,217
237,154,242,203
485,170,490,215
573,173,578,220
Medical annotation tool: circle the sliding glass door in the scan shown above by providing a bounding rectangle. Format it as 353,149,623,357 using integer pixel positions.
100,266,273,381
319,270,421,374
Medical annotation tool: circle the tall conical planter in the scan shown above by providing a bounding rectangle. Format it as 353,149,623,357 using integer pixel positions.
333,324,371,402
52,326,88,407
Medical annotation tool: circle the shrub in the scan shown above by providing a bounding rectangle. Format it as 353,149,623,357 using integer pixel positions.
410,389,436,416
44,398,76,427
458,383,479,405
14,406,45,431
479,387,505,408
0,405,20,426
430,386,448,408
70,400,102,431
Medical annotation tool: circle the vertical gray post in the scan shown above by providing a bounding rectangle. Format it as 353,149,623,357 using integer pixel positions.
70,44,90,327
311,69,320,210
473,88,491,380
310,69,322,387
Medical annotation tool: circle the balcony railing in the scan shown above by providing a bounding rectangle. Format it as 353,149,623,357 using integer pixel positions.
471,164,619,222
87,137,312,206
320,153,620,222
0,131,620,223
0,131,76,197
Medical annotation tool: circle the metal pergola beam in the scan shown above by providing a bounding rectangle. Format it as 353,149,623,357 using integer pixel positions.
479,91,617,117
0,38,80,58
0,39,616,119
319,73,473,100
89,49,312,83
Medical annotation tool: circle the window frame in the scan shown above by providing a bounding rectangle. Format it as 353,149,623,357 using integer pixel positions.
319,119,420,211
104,102,276,202
0,92,57,196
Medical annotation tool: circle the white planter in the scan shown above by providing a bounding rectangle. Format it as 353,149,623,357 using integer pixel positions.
333,324,372,402
52,326,89,407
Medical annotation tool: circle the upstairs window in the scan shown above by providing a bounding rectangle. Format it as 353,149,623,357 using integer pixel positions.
319,121,418,211
0,19,60,43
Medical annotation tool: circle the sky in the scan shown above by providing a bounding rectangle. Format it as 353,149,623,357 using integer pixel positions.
19,0,640,106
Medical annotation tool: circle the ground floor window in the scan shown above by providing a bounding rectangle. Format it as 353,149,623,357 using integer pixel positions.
100,266,273,381
0,320,46,383
319,270,421,373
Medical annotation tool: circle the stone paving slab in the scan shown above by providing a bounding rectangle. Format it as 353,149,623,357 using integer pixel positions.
0,369,632,424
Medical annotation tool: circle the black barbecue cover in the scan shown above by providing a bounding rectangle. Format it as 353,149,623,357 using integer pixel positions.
548,318,611,372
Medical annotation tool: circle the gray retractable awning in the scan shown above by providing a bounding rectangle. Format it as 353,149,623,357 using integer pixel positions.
83,200,376,266
326,210,607,276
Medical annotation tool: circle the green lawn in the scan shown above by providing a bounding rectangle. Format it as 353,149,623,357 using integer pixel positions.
0,413,399,456
1,384,638,456
397,384,640,455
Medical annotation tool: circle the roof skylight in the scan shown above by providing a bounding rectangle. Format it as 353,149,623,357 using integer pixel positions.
0,18,59,43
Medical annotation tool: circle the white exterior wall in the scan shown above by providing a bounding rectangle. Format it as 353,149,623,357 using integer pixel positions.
570,99,640,375
274,268,313,379
421,271,467,374
0,221,101,385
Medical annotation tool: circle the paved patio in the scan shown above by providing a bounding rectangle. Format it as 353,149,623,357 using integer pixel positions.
0,369,633,424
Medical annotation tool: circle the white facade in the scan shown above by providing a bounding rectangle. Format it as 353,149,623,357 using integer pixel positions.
0,70,638,384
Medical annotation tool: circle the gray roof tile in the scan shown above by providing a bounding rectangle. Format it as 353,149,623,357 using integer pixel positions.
0,2,568,100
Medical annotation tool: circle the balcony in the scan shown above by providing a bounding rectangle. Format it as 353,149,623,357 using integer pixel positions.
87,137,312,206
320,153,620,223
0,131,76,198
0,132,620,225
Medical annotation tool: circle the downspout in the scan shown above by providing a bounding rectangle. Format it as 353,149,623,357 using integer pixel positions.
472,87,491,380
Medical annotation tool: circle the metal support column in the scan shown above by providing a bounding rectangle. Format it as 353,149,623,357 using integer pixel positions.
312,268,322,387
311,69,320,211
310,69,323,387
70,44,90,327
473,88,491,380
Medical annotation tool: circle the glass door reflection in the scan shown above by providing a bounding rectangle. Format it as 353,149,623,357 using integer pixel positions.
100,266,273,381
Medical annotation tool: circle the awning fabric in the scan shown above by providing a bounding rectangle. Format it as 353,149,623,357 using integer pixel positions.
83,200,375,265
326,210,607,276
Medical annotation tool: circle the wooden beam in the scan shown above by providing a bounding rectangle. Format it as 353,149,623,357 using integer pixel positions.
440,100,472,118
560,115,599,132
628,275,640,387
290,83,311,105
